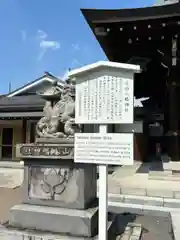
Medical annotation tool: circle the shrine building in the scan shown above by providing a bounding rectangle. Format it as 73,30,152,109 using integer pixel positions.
0,72,64,161
81,0,180,162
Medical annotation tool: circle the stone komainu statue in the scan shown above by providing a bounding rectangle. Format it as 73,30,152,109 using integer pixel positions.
36,79,80,139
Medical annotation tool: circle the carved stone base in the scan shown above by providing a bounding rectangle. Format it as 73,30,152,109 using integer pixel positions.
9,204,98,237
23,160,97,210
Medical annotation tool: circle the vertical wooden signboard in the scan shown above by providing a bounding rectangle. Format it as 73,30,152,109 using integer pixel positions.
68,61,140,240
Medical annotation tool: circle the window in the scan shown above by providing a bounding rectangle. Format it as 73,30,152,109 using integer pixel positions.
1,128,13,159
30,122,37,143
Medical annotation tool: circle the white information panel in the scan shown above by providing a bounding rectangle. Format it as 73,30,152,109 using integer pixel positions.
75,75,134,124
75,133,133,165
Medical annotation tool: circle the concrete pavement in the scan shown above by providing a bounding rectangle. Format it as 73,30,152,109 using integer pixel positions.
0,163,176,239
0,161,24,169
0,161,178,239
0,168,23,189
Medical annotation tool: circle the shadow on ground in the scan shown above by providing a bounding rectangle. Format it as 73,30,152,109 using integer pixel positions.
113,212,174,240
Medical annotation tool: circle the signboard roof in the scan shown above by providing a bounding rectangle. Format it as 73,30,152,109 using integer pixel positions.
68,61,141,79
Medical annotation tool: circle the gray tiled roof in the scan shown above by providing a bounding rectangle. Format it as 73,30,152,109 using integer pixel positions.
7,72,64,97
0,95,45,111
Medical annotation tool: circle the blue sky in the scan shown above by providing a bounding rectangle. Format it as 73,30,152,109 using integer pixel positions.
0,0,155,94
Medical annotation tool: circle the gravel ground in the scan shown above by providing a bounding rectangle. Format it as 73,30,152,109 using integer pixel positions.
0,187,22,224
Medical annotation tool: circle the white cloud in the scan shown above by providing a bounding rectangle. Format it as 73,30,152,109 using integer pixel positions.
72,43,80,51
37,29,47,39
71,59,81,68
37,29,60,60
40,40,60,49
58,59,81,82
60,69,70,81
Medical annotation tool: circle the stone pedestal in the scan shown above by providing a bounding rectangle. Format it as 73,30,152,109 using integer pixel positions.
22,159,97,210
10,204,98,237
0,216,116,239
7,140,116,239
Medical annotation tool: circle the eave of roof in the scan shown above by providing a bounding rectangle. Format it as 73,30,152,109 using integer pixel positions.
0,95,45,112
7,73,64,98
81,5,180,62
81,3,180,24
0,111,44,118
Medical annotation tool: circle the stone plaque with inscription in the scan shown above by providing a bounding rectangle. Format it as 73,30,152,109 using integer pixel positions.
16,143,74,159
75,133,133,165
